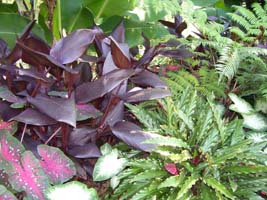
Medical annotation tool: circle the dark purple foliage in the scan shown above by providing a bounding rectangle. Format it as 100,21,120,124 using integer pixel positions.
0,20,171,180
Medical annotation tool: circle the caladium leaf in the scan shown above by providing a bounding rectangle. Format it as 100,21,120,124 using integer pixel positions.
76,103,102,121
110,37,131,69
37,145,76,184
27,94,76,127
125,88,171,103
111,121,157,152
45,181,98,200
76,68,135,103
93,149,127,181
68,143,101,159
130,69,167,88
0,86,26,104
0,184,17,200
11,108,57,126
50,29,95,64
0,132,25,171
8,151,49,200
0,121,17,135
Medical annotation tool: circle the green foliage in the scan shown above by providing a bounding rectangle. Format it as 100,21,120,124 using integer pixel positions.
228,3,267,45
108,72,267,200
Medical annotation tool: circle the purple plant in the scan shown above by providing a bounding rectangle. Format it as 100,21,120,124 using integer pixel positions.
0,20,171,179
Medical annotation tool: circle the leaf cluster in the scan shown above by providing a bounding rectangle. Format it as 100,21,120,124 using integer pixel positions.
109,71,267,200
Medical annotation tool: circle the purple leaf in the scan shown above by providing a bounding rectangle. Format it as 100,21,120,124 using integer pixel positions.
68,143,101,158
125,88,171,103
0,86,26,104
76,68,135,103
110,37,131,69
76,103,102,121
11,108,57,126
135,45,160,68
111,21,125,43
0,101,21,121
27,94,76,127
0,39,9,59
50,29,95,64
37,145,76,184
69,127,97,146
102,100,124,127
21,35,51,66
159,48,192,59
131,69,167,88
102,52,118,75
111,121,157,152
0,185,17,200
15,68,53,83
8,151,49,200
16,41,78,74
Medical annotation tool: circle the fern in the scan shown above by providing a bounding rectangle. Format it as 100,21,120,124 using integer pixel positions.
108,72,267,200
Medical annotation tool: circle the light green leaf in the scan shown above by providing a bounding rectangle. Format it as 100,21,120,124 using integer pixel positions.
93,149,127,181
158,171,185,189
228,93,254,115
243,113,267,131
176,175,199,199
100,143,113,155
204,177,235,199
144,136,189,149
45,181,98,200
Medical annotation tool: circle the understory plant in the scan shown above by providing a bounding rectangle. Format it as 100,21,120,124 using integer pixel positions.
0,16,170,184
106,71,267,200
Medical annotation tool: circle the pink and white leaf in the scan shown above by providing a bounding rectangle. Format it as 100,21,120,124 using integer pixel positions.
38,145,76,184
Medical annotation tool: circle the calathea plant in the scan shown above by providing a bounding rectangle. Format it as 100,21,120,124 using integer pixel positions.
105,71,267,200
0,19,170,179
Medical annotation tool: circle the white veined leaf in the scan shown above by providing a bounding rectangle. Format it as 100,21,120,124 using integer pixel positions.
93,149,127,181
243,113,267,131
44,181,98,200
228,93,254,114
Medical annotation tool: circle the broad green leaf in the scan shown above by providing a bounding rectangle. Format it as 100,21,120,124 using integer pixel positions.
93,149,127,181
52,0,94,39
176,175,199,199
228,93,254,115
100,16,169,47
45,181,98,200
204,177,235,199
255,98,267,114
84,0,136,21
0,13,45,48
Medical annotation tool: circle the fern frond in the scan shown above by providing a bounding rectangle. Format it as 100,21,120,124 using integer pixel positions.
216,45,240,79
